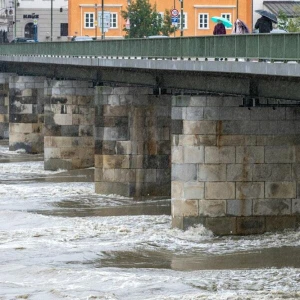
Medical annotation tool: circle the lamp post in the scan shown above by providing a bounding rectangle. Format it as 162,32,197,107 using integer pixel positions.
50,0,53,41
101,0,104,40
179,0,183,36
14,1,19,39
95,3,97,39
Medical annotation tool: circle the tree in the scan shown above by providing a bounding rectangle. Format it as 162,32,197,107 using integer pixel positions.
121,0,176,38
277,7,300,32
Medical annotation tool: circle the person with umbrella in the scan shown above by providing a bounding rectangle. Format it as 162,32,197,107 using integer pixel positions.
254,10,277,33
213,20,226,35
232,19,249,34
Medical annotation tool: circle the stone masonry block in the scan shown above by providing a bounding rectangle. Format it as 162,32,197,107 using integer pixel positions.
265,216,296,232
183,182,204,200
221,120,260,135
171,199,199,217
199,200,226,217
219,135,256,146
103,155,130,169
222,97,243,107
183,120,217,135
172,164,197,182
219,107,251,120
227,199,252,216
205,182,235,200
265,146,295,163
175,135,216,147
236,217,265,235
205,146,235,164
186,107,204,121
171,107,185,120
9,123,33,134
53,114,72,126
171,216,183,229
94,155,103,168
198,164,226,182
254,164,292,182
190,96,207,106
203,107,220,120
205,217,237,235
292,199,300,213
44,147,61,159
236,182,264,199
183,146,204,163
265,182,296,199
253,199,291,216
172,146,183,164
236,146,264,164
172,181,184,200
227,164,252,181
103,105,128,117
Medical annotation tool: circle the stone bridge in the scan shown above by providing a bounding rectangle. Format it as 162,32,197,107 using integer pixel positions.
1,35,300,235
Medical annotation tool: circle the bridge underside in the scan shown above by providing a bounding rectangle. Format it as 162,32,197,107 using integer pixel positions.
1,61,300,102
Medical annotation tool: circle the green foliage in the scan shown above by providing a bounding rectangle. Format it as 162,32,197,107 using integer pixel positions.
277,10,288,30
121,0,176,38
277,7,300,32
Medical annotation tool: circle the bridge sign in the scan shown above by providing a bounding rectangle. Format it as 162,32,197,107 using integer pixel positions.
171,9,179,17
171,16,178,25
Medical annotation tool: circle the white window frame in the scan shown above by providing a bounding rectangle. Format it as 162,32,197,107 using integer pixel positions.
198,13,209,29
84,12,94,28
221,13,232,27
110,12,118,28
157,12,164,26
178,12,187,29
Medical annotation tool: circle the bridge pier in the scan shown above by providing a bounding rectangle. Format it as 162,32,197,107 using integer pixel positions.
172,95,300,235
9,75,45,153
94,86,171,198
44,80,95,170
0,73,11,139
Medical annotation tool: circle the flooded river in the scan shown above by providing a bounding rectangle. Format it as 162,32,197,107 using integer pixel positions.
0,140,299,299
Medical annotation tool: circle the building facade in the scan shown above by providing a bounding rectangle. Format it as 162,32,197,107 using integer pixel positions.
68,0,253,39
0,0,68,42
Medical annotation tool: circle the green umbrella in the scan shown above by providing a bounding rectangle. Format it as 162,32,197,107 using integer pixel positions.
211,16,232,28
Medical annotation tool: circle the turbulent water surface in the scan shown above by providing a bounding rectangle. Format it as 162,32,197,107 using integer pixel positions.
0,141,300,300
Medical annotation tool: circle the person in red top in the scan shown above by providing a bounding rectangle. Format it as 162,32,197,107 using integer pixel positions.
213,21,226,35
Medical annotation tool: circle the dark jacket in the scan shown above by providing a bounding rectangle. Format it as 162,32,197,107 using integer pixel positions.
255,16,272,33
213,23,226,35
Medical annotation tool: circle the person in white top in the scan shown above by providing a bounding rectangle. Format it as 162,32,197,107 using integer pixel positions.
232,19,250,34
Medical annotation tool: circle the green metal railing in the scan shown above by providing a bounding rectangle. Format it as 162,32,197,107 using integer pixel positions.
0,34,299,61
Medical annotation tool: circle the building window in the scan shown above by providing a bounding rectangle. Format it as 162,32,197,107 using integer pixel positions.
85,13,94,28
199,13,209,29
221,13,231,26
110,13,117,28
60,23,68,36
178,12,187,29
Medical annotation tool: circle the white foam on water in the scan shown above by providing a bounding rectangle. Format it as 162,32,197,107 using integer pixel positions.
0,144,300,299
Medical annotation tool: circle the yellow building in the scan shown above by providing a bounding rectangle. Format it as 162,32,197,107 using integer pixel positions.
68,0,253,39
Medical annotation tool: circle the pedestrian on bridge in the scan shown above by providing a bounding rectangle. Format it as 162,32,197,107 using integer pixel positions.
213,21,226,35
255,16,273,33
232,19,249,34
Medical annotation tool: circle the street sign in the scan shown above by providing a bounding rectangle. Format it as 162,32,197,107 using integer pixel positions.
171,8,179,17
171,16,178,25
33,19,38,25
98,11,110,32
